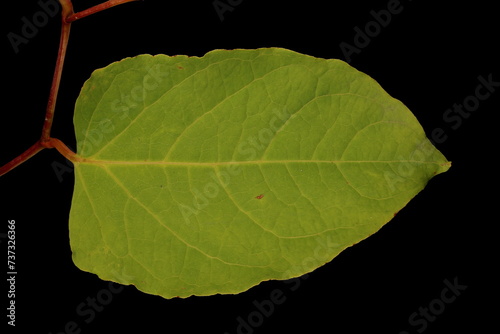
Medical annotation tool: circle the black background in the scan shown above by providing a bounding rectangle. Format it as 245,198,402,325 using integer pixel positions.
2,0,497,333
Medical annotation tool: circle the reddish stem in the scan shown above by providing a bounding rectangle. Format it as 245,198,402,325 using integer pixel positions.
40,0,73,144
0,142,44,177
0,0,139,177
67,0,140,22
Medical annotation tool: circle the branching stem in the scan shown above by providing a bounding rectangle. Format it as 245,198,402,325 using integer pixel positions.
0,0,139,177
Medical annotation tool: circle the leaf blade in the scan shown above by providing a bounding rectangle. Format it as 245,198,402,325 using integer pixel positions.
70,48,450,298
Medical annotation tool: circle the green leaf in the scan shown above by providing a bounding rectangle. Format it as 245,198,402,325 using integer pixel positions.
70,48,450,298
